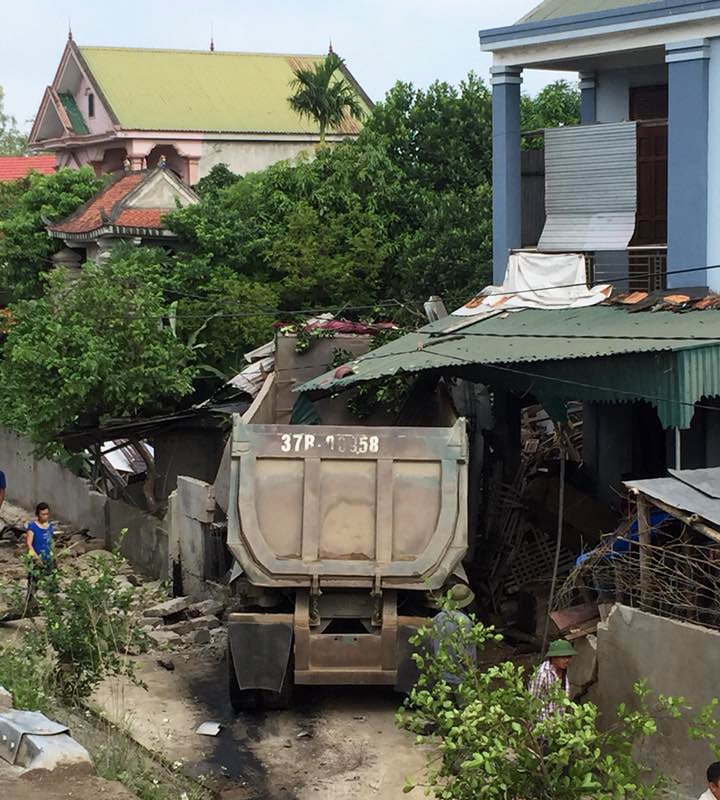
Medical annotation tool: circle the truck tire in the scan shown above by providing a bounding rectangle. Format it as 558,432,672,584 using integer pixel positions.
228,644,261,712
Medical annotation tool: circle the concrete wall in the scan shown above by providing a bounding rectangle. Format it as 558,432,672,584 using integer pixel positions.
106,499,168,581
0,425,167,579
591,605,720,797
200,139,316,177
168,477,216,598
0,426,106,533
595,64,668,123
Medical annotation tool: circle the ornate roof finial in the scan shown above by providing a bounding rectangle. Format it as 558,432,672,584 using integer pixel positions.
328,38,334,55
68,19,73,40
210,23,215,52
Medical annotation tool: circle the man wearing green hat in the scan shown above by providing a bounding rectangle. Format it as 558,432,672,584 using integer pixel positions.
427,583,477,686
529,639,577,719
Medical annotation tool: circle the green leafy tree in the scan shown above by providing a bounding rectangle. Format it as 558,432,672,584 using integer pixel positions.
0,85,27,155
521,79,581,148
0,166,103,301
0,245,197,451
398,603,720,799
289,52,365,144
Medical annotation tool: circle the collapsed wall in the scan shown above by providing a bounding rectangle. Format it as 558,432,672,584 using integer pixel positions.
590,604,720,797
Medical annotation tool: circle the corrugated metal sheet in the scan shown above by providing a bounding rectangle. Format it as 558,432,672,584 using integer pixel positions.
298,306,720,430
669,468,720,499
539,123,637,252
625,472,720,528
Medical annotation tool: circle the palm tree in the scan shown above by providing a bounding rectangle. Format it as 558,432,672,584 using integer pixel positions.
288,52,364,145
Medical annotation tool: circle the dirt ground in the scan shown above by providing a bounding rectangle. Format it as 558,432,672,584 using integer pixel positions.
91,644,429,800
0,764,137,800
1,501,429,800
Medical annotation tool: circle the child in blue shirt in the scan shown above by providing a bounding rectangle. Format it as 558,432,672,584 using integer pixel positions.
24,502,55,612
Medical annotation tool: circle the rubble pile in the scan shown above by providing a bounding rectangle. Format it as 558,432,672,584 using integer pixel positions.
141,596,226,651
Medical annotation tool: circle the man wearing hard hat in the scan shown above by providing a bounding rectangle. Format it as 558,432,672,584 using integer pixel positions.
529,639,577,719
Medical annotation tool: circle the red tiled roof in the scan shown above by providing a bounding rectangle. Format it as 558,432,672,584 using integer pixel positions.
49,173,146,234
114,208,169,228
0,155,56,182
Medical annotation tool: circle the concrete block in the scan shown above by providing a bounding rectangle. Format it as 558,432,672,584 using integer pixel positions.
147,630,181,647
165,614,220,635
192,615,221,630
143,596,190,618
568,633,598,694
0,686,12,710
187,629,211,645
187,599,225,618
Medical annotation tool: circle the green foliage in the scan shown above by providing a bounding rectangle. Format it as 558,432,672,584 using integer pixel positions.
30,546,150,702
0,166,103,300
0,245,196,449
194,162,239,197
0,541,151,708
0,85,27,155
167,72,506,321
521,79,581,149
398,601,720,799
331,329,412,420
288,52,364,143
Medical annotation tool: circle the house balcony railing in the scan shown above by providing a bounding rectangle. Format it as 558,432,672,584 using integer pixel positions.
584,246,667,294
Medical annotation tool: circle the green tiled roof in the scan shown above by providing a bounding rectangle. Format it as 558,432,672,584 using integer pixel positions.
58,92,89,135
78,47,372,135
520,0,656,23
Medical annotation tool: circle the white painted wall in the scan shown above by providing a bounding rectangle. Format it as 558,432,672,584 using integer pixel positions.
707,38,720,290
200,140,317,177
595,63,668,123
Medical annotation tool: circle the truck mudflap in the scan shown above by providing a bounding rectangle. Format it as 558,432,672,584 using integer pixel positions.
228,613,293,692
395,622,423,694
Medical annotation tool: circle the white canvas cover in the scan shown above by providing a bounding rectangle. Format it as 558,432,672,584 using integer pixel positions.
453,252,611,316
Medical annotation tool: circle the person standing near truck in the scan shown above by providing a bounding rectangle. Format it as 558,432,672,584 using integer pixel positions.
529,639,577,719
25,502,55,610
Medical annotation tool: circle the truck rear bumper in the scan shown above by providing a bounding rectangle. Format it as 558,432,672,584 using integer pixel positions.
228,594,426,690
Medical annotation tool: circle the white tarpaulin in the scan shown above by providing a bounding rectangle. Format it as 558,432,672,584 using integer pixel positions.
453,252,611,316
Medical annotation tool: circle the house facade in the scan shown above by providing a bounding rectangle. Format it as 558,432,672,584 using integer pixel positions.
29,36,372,184
480,0,720,292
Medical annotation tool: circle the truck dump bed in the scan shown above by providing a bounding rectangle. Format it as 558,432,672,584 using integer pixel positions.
227,416,468,590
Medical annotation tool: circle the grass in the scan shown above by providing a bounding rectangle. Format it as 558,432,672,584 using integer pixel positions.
55,704,214,800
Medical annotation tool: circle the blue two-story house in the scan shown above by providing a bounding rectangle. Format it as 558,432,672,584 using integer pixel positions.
480,0,720,292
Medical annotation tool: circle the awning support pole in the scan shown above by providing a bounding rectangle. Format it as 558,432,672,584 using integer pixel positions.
542,440,566,656
636,494,651,609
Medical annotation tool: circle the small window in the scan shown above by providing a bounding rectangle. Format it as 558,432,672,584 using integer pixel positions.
88,93,95,119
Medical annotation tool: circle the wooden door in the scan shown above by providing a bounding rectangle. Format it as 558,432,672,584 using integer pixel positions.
632,122,667,246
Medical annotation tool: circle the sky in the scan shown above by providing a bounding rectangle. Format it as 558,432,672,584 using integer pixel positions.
0,0,572,132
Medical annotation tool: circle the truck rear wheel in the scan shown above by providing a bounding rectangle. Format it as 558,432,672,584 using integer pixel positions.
228,644,261,712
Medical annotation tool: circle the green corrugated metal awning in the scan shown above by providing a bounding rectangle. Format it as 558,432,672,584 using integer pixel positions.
79,47,372,134
298,307,720,429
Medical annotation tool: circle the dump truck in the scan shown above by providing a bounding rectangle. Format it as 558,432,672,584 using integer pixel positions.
225,414,469,709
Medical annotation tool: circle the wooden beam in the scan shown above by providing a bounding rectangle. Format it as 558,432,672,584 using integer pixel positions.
636,494,651,608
